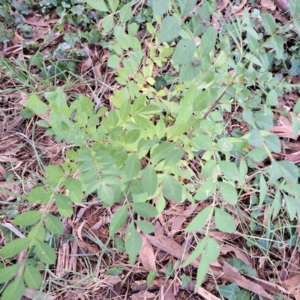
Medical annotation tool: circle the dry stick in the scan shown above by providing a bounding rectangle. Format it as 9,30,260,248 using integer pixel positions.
202,86,229,120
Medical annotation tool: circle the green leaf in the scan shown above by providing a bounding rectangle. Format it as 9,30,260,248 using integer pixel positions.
45,214,63,235
218,161,239,181
185,207,213,232
180,274,192,287
142,165,157,196
55,194,73,217
124,154,141,180
135,220,155,234
108,54,121,69
261,13,276,34
13,211,43,226
227,257,258,277
108,0,119,13
200,160,216,178
152,0,169,15
98,185,115,206
294,98,300,113
158,16,181,42
254,108,274,130
192,134,213,151
28,224,45,241
247,148,268,162
179,62,201,81
238,158,248,187
147,270,157,286
270,35,284,59
219,182,238,205
0,264,22,284
259,175,268,206
64,178,83,203
45,165,64,188
27,187,53,204
194,178,216,201
286,196,300,220
125,223,142,264
24,264,43,289
196,264,209,294
178,0,197,16
263,134,281,153
290,0,300,18
172,39,196,65
242,109,254,126
164,148,184,166
162,175,182,203
216,138,233,152
151,142,175,164
102,15,114,33
248,128,264,147
119,3,132,23
124,129,140,144
35,241,56,264
119,100,131,121
182,239,205,267
204,237,220,263
86,0,109,11
2,276,25,300
26,94,48,115
110,206,128,235
0,238,31,258
139,104,162,115
218,283,239,300
131,203,158,218
269,161,299,184
195,238,220,290
214,208,236,233
235,289,250,300
266,90,278,106
199,27,217,57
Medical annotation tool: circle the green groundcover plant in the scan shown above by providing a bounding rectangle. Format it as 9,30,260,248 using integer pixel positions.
1,0,300,298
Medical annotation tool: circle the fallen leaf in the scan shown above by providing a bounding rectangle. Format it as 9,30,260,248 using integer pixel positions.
24,288,55,300
220,245,251,265
132,291,156,300
81,57,93,75
140,234,157,271
283,274,300,292
158,280,176,300
261,0,276,11
274,0,290,11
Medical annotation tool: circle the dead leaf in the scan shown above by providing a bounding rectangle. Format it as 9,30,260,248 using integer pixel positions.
221,262,274,299
103,275,122,285
274,0,290,11
231,0,246,15
81,57,93,75
131,291,156,300
145,234,198,268
78,241,99,257
261,0,276,11
158,280,176,300
220,245,251,265
171,215,185,234
140,234,157,271
24,288,56,300
243,272,290,297
283,274,300,292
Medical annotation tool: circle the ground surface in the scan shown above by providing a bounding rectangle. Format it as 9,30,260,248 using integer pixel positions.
1,0,300,299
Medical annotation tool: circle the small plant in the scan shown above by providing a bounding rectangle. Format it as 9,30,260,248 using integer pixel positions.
1,0,300,299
